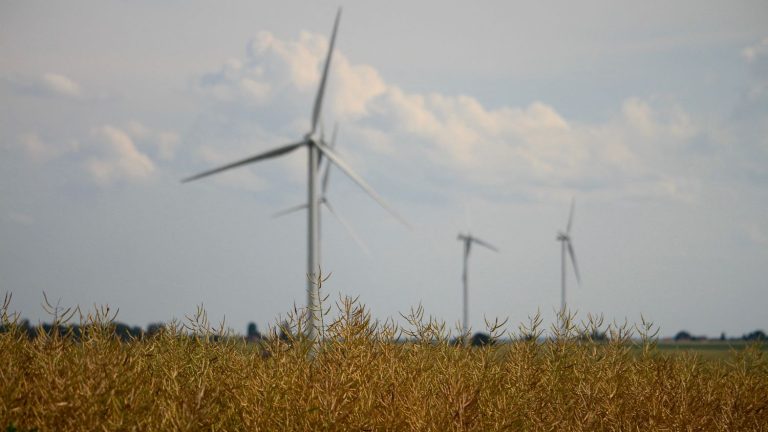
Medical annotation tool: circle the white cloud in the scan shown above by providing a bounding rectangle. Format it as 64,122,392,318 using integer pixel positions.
41,73,81,98
8,123,173,186
742,37,768,63
86,125,155,186
17,133,52,161
741,38,768,103
125,120,179,161
155,131,180,160
194,30,711,204
12,133,79,162
239,78,271,103
329,55,387,120
249,30,327,91
621,98,696,140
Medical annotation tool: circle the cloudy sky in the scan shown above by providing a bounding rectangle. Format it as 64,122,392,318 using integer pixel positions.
1,0,766,338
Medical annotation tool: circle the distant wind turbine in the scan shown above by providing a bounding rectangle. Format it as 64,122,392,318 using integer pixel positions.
457,232,499,342
557,199,580,316
272,123,372,262
182,8,407,343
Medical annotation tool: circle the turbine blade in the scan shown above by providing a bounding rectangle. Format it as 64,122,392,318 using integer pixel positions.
272,203,309,218
310,8,341,135
471,237,500,253
567,240,581,284
317,122,325,168
330,123,338,149
320,124,338,195
317,123,337,174
465,204,472,234
181,141,304,183
315,141,411,229
566,197,575,234
320,157,333,195
324,200,371,255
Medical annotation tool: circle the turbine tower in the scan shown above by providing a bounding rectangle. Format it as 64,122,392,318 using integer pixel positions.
272,124,372,264
457,232,498,343
556,199,580,316
182,8,406,343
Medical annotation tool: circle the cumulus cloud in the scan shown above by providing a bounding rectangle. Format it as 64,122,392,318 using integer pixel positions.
742,37,768,63
7,122,178,186
11,133,79,162
86,125,155,186
125,120,179,160
41,73,81,98
741,38,768,102
248,31,327,91
194,30,713,203
198,30,330,107
4,72,85,100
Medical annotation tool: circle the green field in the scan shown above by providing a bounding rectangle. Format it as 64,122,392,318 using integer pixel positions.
651,340,768,361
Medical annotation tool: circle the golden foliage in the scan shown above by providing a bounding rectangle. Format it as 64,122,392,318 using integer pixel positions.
1,291,767,431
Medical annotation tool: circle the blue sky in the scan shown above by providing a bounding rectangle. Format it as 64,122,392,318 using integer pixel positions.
1,0,767,337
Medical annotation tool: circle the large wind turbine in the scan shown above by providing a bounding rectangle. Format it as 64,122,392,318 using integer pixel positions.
556,199,581,316
457,232,499,342
182,8,406,342
272,124,372,263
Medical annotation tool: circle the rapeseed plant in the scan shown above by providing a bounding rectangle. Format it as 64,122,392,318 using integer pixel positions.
1,289,766,431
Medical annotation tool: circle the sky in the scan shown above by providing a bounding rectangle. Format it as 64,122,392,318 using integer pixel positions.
1,0,766,338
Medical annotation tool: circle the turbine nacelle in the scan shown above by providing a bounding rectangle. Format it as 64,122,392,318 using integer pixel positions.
457,232,499,253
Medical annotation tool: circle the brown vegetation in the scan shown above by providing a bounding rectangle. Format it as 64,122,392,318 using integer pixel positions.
1,291,767,431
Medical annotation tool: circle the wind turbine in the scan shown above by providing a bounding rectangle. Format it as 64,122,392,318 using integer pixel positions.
272,123,372,263
182,8,406,343
457,232,499,343
556,198,580,316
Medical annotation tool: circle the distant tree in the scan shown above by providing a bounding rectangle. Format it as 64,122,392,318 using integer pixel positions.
674,330,692,341
578,329,607,342
471,332,492,347
278,321,291,341
742,330,766,341
115,323,133,340
720,332,726,341
247,322,261,340
147,323,165,336
0,319,32,337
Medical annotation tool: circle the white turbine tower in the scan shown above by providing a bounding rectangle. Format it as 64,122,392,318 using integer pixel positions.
457,232,499,343
557,199,581,316
272,124,372,263
182,8,406,343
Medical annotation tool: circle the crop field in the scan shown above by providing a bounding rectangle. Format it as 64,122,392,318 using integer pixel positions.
650,340,768,362
1,295,767,431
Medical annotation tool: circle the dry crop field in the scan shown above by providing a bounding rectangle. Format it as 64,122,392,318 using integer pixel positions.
1,293,767,431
